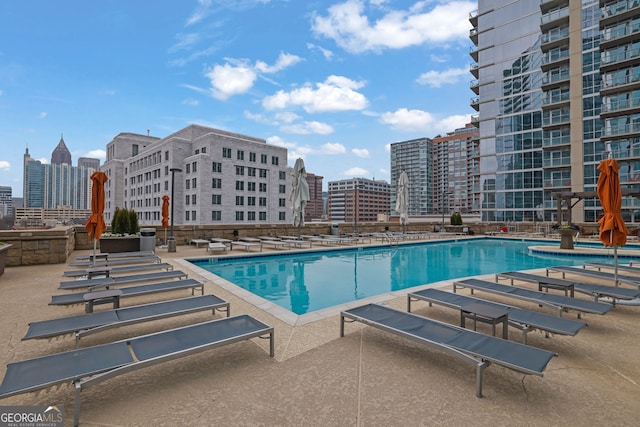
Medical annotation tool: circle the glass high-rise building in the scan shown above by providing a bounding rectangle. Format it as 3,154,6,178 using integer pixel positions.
471,0,640,224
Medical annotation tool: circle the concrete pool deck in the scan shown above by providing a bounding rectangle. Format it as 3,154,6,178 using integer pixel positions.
1,238,639,426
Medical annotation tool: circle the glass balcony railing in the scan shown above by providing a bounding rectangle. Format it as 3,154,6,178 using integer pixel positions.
601,45,640,66
543,179,571,188
541,7,569,25
603,122,640,136
602,97,640,113
601,72,640,89
543,157,571,167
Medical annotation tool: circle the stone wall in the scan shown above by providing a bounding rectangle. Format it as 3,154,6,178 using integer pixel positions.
0,226,75,266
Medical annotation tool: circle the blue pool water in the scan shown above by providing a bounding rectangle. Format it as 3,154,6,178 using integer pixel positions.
190,238,630,315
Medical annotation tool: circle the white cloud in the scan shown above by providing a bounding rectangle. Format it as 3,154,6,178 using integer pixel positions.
38,112,47,119
380,108,471,133
0,160,10,171
255,52,302,73
245,111,278,125
343,166,369,177
85,149,106,160
206,63,257,100
281,121,334,135
266,135,297,149
416,68,468,87
205,53,301,100
169,33,200,53
352,148,369,158
312,0,474,53
306,42,334,61
182,98,200,106
384,143,391,152
320,142,347,154
186,0,212,26
37,157,49,164
262,75,368,113
274,112,300,123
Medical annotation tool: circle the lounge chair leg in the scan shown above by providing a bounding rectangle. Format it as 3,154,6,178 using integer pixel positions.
73,382,82,427
476,361,489,398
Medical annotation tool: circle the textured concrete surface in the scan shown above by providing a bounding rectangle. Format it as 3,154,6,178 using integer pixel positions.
0,241,639,426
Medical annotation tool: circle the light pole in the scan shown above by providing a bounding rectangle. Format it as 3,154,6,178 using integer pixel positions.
168,167,182,252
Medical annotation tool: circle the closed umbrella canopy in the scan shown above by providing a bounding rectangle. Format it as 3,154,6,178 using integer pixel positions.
289,158,310,228
85,171,108,240
161,195,170,229
597,159,628,247
396,171,409,225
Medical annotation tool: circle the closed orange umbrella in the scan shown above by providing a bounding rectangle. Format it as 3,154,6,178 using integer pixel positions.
161,195,170,229
597,158,628,285
85,171,108,240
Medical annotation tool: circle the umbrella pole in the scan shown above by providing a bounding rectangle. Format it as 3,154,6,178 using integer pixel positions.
92,238,97,268
614,245,619,287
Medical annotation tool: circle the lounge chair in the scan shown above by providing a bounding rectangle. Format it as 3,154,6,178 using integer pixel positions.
206,242,227,253
546,265,640,288
453,278,612,318
496,271,640,304
259,239,291,250
74,250,155,261
340,304,556,398
25,295,230,347
50,278,205,306
583,262,640,275
68,255,162,268
63,262,174,278
407,288,587,344
59,270,189,290
0,315,274,426
230,241,262,251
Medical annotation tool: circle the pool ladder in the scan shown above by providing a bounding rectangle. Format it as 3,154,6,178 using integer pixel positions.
384,233,399,247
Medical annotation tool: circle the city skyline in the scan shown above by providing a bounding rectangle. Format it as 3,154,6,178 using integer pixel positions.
0,0,475,197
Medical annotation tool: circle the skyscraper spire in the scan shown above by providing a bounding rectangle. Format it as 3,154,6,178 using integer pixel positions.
51,133,72,165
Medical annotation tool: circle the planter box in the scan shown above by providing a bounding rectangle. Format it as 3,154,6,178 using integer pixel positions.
99,237,140,253
558,229,578,250
0,244,12,277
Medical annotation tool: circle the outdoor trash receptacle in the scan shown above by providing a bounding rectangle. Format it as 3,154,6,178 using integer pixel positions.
140,228,156,252
331,223,339,236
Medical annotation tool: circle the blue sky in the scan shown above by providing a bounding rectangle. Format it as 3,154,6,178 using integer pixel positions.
0,0,476,197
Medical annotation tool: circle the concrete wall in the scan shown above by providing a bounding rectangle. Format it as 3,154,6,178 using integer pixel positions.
0,226,75,266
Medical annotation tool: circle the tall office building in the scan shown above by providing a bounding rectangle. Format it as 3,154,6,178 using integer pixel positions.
101,124,290,226
471,0,640,224
78,157,101,170
390,137,433,216
23,141,99,210
304,172,324,221
327,178,390,224
0,186,12,217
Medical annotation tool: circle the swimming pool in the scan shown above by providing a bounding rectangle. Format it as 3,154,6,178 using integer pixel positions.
189,238,627,317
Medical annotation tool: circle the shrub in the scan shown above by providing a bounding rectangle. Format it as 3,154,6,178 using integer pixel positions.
450,212,463,226
110,207,139,235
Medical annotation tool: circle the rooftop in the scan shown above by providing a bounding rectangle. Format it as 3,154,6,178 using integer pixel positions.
0,241,639,425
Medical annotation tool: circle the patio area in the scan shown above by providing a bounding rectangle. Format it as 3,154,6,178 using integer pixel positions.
0,242,638,426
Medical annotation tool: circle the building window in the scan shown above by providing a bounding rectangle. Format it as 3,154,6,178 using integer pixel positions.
212,178,222,189
185,211,190,220
279,198,286,207
165,166,169,175
248,182,256,191
236,211,244,220
192,178,196,188
279,184,286,193
249,152,256,162
278,212,285,221
165,151,169,161
192,162,197,172
259,169,267,178
191,210,196,220
271,156,279,165
132,144,138,156
223,147,232,158
185,180,190,190
248,196,256,206
201,147,206,153
236,181,245,190
165,181,168,191
212,211,221,221
237,150,244,160
236,166,245,175
279,171,286,180
185,195,190,205
259,183,267,192
212,162,222,173
186,164,190,173
236,196,244,205
248,211,256,220
259,197,267,206
261,154,267,163
212,194,221,204
191,194,196,204
248,167,256,176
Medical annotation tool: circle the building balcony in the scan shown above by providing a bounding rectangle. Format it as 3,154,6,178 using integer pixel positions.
543,179,571,189
601,97,640,118
540,6,569,31
541,51,569,70
469,28,478,45
470,63,479,79
542,92,570,108
600,73,640,95
600,46,640,71
601,1,640,27
469,9,478,26
470,97,479,111
540,29,569,52
470,79,479,95
543,158,571,168
543,134,571,148
601,122,640,139
469,45,478,62
470,115,479,125
540,0,568,13
541,69,570,90
542,112,570,128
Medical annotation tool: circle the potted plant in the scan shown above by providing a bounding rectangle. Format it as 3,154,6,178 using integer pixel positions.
552,224,579,250
0,242,12,277
100,208,141,253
